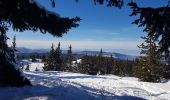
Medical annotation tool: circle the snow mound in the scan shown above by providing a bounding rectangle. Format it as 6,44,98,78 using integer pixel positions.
21,59,44,71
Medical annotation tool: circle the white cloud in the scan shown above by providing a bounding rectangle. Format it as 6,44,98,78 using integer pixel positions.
8,39,140,49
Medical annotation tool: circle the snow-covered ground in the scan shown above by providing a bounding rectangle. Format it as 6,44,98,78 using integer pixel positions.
21,59,44,71
0,60,170,100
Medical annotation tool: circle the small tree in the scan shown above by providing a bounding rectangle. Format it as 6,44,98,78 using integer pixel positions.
162,56,170,79
106,54,114,74
41,55,46,62
134,36,163,82
97,49,106,74
64,45,73,71
31,55,37,62
10,34,18,63
35,67,39,71
25,64,30,71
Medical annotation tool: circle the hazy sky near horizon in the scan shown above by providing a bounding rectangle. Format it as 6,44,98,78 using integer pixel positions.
7,0,168,55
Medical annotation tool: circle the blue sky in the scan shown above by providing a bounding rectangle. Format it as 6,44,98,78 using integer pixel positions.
7,0,168,55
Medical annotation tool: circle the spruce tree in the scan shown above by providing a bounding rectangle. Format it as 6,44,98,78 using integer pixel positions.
97,48,106,74
106,54,114,74
125,59,133,76
64,45,73,72
162,54,170,79
0,31,31,87
41,55,46,62
134,36,163,82
44,42,63,71
10,34,17,63
44,43,55,70
35,67,39,71
31,55,37,62
53,42,62,71
79,55,89,74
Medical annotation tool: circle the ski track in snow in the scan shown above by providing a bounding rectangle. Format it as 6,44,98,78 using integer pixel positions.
0,61,170,100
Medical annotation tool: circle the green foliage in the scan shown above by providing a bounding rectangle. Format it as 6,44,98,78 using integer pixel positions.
79,55,98,75
0,53,31,87
63,45,74,71
133,36,163,82
31,55,37,62
78,50,135,76
44,42,63,71
0,32,31,87
79,49,115,75
112,59,133,77
0,0,80,87
0,0,80,37
128,1,170,58
41,55,46,62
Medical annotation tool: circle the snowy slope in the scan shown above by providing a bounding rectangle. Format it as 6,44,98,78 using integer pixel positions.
21,59,44,71
0,61,170,100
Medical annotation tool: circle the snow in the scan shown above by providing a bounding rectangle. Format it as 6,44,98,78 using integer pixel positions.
21,59,44,71
0,60,170,100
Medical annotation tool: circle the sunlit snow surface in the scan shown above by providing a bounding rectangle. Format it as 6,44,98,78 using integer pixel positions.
0,60,170,100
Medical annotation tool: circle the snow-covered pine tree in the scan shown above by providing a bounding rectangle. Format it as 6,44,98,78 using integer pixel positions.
10,34,17,63
12,34,16,50
0,31,31,87
134,36,163,82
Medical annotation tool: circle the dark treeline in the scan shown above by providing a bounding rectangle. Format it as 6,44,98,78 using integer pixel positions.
78,54,134,77
42,41,170,83
43,43,134,77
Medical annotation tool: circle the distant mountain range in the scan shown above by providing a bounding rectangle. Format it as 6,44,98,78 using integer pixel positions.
74,51,137,60
17,47,50,53
16,47,137,60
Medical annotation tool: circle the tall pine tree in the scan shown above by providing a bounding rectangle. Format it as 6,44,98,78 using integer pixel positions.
0,32,31,87
44,43,55,70
134,36,163,82
64,45,74,72
97,48,106,74
53,42,62,71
